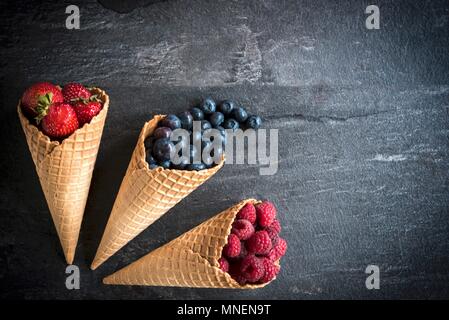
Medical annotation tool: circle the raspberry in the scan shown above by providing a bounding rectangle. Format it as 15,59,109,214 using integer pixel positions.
260,258,280,283
236,203,256,224
264,227,279,247
231,219,255,240
246,231,272,255
267,237,287,261
223,234,241,258
255,201,277,227
239,255,265,283
269,219,281,233
218,257,229,273
265,227,280,246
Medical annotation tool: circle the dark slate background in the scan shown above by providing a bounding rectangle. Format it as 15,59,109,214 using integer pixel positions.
0,0,448,299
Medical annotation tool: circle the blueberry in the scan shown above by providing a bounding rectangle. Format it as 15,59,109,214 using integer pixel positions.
200,98,216,115
171,157,190,170
186,163,206,171
232,107,248,123
173,138,189,156
153,127,172,139
216,125,227,146
223,118,240,131
146,152,157,166
178,111,193,130
159,160,171,169
144,137,154,150
218,100,235,116
152,138,175,161
201,120,212,131
191,107,204,121
149,163,158,169
245,115,262,130
160,114,181,130
208,112,224,127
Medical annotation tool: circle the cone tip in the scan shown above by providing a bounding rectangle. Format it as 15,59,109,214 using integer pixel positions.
91,260,99,270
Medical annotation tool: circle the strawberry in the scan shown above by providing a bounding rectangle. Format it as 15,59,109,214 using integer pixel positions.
21,82,63,119
40,102,79,139
72,100,102,126
62,83,91,103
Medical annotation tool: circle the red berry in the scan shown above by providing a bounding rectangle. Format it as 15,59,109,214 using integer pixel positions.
236,203,256,224
21,82,63,118
246,230,272,255
223,234,241,258
231,219,255,240
260,258,280,283
267,237,287,261
239,255,265,283
62,83,91,103
229,241,248,261
218,257,229,273
255,201,277,227
73,100,102,126
269,219,281,233
41,102,79,139
265,227,280,246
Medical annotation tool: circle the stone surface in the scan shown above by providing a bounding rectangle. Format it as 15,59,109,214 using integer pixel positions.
0,0,448,299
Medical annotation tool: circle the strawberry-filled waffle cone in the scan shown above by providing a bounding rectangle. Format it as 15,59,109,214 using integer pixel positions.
103,199,287,288
18,82,109,264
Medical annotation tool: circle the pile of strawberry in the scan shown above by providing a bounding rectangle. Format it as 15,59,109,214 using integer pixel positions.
219,201,287,285
21,82,103,140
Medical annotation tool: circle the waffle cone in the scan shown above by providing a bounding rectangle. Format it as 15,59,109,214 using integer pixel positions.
103,199,275,289
91,115,224,270
18,88,109,264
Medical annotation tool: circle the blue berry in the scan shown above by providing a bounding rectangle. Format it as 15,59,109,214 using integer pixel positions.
186,163,206,171
209,112,224,127
178,111,193,130
201,120,212,131
152,138,175,161
149,163,158,169
146,152,157,166
218,100,235,116
153,127,172,139
144,137,154,150
245,115,262,130
191,107,204,121
171,157,190,170
223,118,240,131
159,160,171,169
160,114,181,130
200,98,216,115
232,107,248,123
216,126,227,143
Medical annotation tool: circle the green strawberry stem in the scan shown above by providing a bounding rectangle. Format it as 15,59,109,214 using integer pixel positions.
35,92,53,124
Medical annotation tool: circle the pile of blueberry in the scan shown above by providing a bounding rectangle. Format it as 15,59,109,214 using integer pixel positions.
145,98,262,171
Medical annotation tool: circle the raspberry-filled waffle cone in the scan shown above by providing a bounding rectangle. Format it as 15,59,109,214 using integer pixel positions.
103,199,284,288
91,115,224,270
18,87,109,264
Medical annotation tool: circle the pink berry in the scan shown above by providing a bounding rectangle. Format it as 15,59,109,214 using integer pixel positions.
237,203,257,224
255,201,277,227
223,234,241,258
231,219,255,240
246,231,272,255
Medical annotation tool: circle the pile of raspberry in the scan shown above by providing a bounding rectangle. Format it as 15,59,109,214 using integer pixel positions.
218,201,287,285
